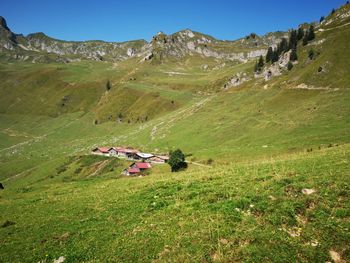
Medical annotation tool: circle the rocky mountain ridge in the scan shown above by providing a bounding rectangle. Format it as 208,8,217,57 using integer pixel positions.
0,16,284,63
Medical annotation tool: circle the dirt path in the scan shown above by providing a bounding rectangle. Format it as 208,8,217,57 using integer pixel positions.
318,22,350,32
150,95,216,140
290,83,340,91
0,115,83,153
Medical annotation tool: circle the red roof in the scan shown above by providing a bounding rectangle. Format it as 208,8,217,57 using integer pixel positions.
94,147,110,153
128,167,141,174
135,162,152,169
115,147,138,153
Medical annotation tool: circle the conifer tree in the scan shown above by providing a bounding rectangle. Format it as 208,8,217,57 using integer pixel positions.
254,61,259,72
308,49,315,60
278,38,289,55
297,28,304,41
254,56,265,73
258,55,264,69
302,32,309,46
271,49,279,63
290,47,298,62
266,47,273,63
289,30,298,49
308,25,315,41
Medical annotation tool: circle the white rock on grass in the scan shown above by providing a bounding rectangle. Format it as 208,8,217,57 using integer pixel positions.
53,257,66,263
302,188,316,195
329,250,344,263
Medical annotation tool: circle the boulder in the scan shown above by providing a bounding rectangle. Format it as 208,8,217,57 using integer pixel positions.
127,48,135,57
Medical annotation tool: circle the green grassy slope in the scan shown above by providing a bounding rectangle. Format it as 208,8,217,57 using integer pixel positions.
1,144,349,262
1,3,350,262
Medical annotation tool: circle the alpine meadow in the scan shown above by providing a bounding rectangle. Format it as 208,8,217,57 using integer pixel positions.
0,2,350,263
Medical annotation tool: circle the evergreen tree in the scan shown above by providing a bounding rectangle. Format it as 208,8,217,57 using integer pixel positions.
302,32,309,46
266,47,273,63
254,56,265,73
308,49,315,60
277,38,289,55
308,25,315,41
271,49,279,63
254,61,259,72
319,16,325,23
297,28,304,41
331,8,335,15
287,61,294,71
289,30,298,49
258,55,264,69
290,47,298,62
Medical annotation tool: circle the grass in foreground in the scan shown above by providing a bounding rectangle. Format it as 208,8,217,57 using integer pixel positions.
1,144,349,262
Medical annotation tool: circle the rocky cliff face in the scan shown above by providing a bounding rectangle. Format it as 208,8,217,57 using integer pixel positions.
0,16,148,62
140,29,281,63
0,16,283,63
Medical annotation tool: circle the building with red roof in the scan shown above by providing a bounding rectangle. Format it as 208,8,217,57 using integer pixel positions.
132,162,152,170
92,147,113,155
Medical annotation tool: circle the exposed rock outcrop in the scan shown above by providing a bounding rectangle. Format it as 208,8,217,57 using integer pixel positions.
0,16,287,64
224,72,251,89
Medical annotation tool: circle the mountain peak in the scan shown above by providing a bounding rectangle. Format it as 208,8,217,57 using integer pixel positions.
0,16,10,31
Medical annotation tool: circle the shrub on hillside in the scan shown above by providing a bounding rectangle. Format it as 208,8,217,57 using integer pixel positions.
106,80,112,91
168,149,187,172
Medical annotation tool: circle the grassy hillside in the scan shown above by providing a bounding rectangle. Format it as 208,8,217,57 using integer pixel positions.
1,144,349,262
1,3,350,262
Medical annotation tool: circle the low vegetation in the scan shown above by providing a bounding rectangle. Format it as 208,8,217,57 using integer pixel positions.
0,2,350,262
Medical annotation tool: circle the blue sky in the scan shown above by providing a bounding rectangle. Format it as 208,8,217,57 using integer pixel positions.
1,0,346,42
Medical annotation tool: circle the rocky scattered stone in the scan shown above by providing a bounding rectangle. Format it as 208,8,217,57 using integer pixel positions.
246,49,267,59
224,72,250,89
310,240,319,247
329,250,344,263
186,41,195,51
268,195,276,200
302,188,316,195
181,29,195,38
53,256,66,263
127,48,135,57
219,238,229,245
201,64,209,70
143,52,154,61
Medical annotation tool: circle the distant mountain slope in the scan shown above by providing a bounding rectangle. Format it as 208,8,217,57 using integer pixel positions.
0,15,285,63
0,2,349,123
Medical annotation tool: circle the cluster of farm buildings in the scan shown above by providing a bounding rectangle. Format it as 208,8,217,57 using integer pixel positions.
91,146,169,176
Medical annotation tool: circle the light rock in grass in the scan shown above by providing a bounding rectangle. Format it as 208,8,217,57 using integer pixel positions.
211,252,220,262
127,48,135,57
287,227,302,237
302,188,316,195
268,195,276,201
53,257,65,263
219,238,229,245
224,72,251,89
310,240,319,247
329,250,344,263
